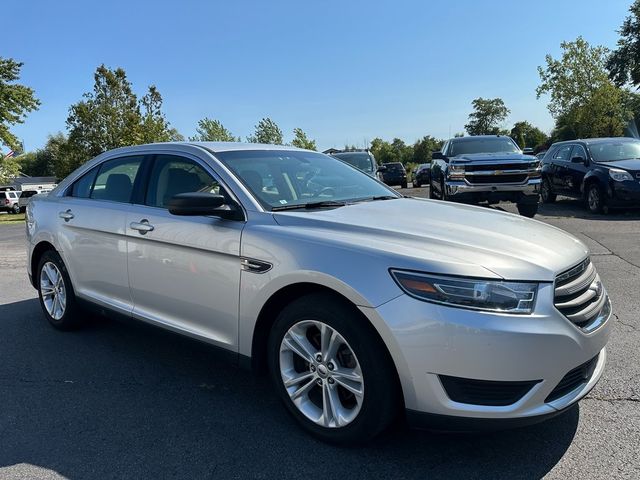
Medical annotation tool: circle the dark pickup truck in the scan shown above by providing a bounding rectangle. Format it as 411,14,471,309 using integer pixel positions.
429,135,541,217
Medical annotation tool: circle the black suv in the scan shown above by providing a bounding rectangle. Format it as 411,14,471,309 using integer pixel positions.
412,163,431,187
380,162,407,188
541,137,640,213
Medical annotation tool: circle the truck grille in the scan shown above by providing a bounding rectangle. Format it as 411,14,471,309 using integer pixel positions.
466,174,528,184
554,259,609,331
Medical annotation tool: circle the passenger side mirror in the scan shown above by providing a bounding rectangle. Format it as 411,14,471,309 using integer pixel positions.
571,156,586,165
167,192,243,220
432,151,445,160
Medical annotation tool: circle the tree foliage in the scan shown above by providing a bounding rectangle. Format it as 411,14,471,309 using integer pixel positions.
464,97,510,135
247,118,283,145
0,155,21,183
412,135,444,164
509,121,548,149
64,65,181,175
537,37,632,139
290,128,317,150
0,57,40,150
608,0,640,87
190,117,238,142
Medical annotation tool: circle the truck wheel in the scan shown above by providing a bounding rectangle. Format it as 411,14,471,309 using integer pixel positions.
11,204,20,214
517,202,538,218
541,179,556,203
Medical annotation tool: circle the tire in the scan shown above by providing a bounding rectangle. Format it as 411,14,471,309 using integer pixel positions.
401,181,408,189
441,180,449,201
586,183,606,214
413,180,421,188
11,204,20,214
428,182,436,199
37,250,83,330
517,202,539,218
541,178,556,203
267,293,399,444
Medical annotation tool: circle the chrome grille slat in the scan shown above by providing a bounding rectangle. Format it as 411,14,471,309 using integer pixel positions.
554,258,607,331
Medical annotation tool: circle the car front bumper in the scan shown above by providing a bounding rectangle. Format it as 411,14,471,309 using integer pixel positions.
445,178,541,203
607,179,640,207
360,281,611,425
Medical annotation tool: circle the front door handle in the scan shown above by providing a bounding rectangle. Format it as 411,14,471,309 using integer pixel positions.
130,220,154,234
58,210,74,221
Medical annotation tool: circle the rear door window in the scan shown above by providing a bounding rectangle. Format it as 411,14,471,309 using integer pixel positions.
91,156,144,203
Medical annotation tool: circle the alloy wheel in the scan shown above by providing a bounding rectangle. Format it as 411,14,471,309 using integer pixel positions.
588,186,601,212
40,261,67,320
279,320,364,428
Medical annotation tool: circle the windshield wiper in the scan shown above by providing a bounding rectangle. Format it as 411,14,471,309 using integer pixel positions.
271,200,347,211
353,195,399,202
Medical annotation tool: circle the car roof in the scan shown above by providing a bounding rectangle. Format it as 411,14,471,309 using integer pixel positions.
107,141,313,155
551,137,640,147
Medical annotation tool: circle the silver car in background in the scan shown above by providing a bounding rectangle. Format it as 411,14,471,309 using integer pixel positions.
26,142,612,443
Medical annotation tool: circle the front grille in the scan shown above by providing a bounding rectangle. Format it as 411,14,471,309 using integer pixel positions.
545,355,599,402
466,174,528,184
464,163,532,172
439,375,540,406
554,258,607,330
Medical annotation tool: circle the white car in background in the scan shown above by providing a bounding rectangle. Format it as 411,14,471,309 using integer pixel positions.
26,142,612,443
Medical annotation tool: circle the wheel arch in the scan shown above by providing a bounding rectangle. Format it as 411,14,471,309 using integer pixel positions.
30,241,57,288
249,282,405,408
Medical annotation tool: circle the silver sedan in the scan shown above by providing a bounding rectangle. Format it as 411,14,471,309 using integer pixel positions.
26,142,612,443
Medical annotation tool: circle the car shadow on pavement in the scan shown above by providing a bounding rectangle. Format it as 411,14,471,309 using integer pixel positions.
0,298,579,479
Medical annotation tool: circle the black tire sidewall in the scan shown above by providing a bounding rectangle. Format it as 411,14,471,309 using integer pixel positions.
517,202,539,218
37,250,81,330
587,184,604,213
267,293,398,444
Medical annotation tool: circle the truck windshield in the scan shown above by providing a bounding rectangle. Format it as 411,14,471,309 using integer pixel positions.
450,138,520,156
332,153,375,173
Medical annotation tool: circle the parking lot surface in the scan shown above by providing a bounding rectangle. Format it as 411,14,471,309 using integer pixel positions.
0,190,639,480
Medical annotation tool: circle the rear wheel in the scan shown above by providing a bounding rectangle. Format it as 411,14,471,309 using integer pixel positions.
268,293,399,444
11,204,20,214
541,178,556,203
37,250,82,330
517,202,539,218
586,183,606,214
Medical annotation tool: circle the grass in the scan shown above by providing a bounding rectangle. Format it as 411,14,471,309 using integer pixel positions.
0,212,25,224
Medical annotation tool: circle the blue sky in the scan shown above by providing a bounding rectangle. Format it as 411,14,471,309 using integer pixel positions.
3,0,633,152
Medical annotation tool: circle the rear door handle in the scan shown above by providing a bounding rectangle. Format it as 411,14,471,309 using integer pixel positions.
58,210,74,221
130,220,154,234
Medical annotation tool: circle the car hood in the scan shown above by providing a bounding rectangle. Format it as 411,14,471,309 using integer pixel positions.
451,153,536,163
596,158,640,171
273,198,587,281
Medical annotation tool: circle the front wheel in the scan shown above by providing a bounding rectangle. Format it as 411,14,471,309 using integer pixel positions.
517,202,539,218
268,293,399,444
586,183,606,214
11,204,20,214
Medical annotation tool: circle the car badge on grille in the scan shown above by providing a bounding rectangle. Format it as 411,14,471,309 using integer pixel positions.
494,170,504,175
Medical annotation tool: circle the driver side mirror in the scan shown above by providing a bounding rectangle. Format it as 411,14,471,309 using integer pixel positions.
571,156,587,165
432,151,445,160
376,165,387,173
167,192,243,220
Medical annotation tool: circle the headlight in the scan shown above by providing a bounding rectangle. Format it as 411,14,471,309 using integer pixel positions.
448,165,465,179
609,168,633,182
390,270,539,314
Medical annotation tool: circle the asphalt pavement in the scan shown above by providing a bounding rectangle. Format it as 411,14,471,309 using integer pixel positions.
0,192,638,480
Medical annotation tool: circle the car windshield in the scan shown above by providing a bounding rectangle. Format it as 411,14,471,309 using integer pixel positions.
385,163,405,172
332,153,375,173
214,150,398,210
450,138,520,156
589,140,640,162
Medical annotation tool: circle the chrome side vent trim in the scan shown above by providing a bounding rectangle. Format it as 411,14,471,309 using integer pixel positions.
240,257,272,274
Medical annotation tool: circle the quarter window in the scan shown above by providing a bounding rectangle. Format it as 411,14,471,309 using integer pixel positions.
145,155,221,208
91,156,144,203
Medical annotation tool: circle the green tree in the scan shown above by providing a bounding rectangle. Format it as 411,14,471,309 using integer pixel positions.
509,121,548,149
0,57,40,151
608,0,640,87
247,118,283,145
537,37,631,139
0,154,21,183
139,85,183,143
413,135,444,163
290,128,316,150
464,98,510,135
190,117,238,142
